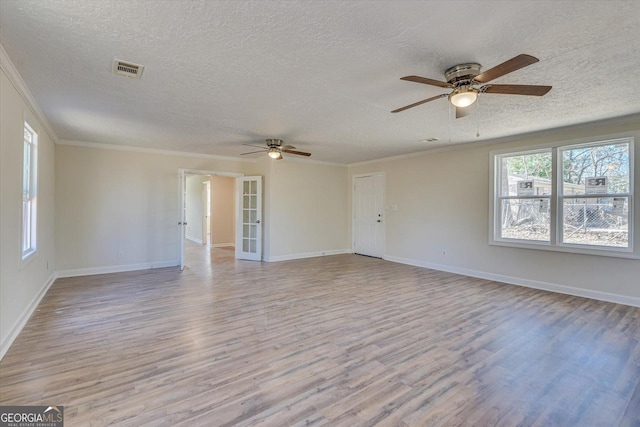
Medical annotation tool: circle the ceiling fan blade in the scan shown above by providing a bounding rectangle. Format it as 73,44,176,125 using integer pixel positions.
400,75,453,88
473,54,539,83
241,150,267,155
456,106,472,119
281,145,296,150
282,149,311,157
391,93,448,113
243,143,269,149
483,84,552,96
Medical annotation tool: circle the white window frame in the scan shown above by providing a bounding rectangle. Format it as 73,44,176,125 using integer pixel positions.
490,136,635,259
22,121,38,260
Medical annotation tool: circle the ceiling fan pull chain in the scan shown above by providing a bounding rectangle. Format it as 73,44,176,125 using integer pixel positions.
476,97,480,138
448,103,452,144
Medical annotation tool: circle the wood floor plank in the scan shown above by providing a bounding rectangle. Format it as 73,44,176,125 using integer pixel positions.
1,242,639,426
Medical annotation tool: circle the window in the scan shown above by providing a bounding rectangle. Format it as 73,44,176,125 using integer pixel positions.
22,121,38,260
491,137,634,256
496,149,553,242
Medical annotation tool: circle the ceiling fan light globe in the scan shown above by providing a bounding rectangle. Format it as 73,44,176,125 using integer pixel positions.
268,148,281,159
449,90,478,108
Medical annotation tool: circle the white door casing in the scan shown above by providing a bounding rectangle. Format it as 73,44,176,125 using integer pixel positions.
178,169,187,270
235,176,262,261
202,180,211,246
353,173,385,258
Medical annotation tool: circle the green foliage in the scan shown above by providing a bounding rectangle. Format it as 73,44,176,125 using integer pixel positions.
503,152,552,180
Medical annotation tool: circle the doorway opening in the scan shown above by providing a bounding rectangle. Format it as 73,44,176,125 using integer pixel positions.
180,170,240,270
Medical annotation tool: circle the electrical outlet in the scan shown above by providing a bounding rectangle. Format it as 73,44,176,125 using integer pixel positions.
441,250,447,256
117,251,124,259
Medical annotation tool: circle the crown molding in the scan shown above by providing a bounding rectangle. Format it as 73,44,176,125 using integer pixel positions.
57,139,260,163
348,113,640,168
58,139,348,166
0,43,58,143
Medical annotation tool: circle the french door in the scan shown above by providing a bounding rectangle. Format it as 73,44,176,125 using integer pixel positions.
235,176,262,261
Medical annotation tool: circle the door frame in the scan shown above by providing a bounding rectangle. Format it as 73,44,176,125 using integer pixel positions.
202,180,211,246
352,172,386,258
178,168,243,270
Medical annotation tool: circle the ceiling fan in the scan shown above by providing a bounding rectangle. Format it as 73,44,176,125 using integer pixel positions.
241,139,311,160
392,54,552,118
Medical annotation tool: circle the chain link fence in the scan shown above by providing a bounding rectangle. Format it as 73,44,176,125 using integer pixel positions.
501,198,628,247
563,198,628,247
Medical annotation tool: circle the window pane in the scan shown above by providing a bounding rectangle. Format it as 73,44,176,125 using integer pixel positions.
24,127,32,143
22,200,31,251
500,198,550,241
562,142,629,195
500,151,552,196
23,142,31,197
562,197,628,247
22,123,38,258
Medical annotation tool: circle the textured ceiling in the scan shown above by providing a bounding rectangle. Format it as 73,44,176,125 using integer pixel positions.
1,0,640,164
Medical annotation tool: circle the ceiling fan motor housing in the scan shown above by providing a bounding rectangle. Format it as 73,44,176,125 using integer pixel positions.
445,63,482,85
266,138,284,148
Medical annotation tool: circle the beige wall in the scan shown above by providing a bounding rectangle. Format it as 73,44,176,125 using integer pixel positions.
210,175,235,246
266,159,350,260
0,68,57,356
55,145,350,271
349,118,640,303
55,145,250,273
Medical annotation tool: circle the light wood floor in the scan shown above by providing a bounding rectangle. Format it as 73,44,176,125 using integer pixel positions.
1,244,640,426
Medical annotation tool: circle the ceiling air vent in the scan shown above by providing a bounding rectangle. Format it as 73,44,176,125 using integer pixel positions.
113,59,144,78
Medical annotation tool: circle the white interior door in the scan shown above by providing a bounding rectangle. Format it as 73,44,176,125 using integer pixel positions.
178,169,187,270
353,174,384,258
235,176,262,261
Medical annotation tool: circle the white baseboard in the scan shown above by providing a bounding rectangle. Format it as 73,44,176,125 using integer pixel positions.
210,243,234,248
1,273,57,360
57,260,178,278
185,236,203,245
265,249,351,262
384,255,640,308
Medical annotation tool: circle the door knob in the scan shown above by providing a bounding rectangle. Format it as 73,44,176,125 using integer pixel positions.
256,220,261,224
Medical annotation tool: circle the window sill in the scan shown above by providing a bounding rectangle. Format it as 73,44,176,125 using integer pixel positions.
489,239,639,260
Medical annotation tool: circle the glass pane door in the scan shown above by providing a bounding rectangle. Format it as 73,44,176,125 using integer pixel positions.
236,176,262,261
